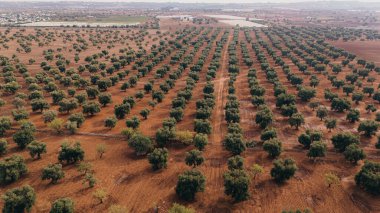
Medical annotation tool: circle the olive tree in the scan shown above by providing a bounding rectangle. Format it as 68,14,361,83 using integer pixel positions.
263,138,282,158
193,133,208,151
104,116,117,129
358,120,379,137
175,169,205,201
344,144,366,164
98,92,112,107
307,141,327,161
82,101,101,116
42,163,65,184
227,155,244,170
13,128,35,149
50,197,74,213
223,169,250,202
331,132,359,152
128,133,153,156
346,109,360,123
289,113,304,129
355,161,380,195
316,106,328,120
223,133,246,155
0,139,7,155
27,141,47,159
2,185,36,213
147,148,168,170
185,149,204,168
270,158,297,183
58,142,84,164
0,155,28,184
0,116,12,136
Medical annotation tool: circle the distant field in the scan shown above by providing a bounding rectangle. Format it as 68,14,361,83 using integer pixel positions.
55,15,149,24
330,40,380,65
20,16,149,27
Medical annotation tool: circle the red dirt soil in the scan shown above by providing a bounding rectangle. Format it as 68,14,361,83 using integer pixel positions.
0,25,379,213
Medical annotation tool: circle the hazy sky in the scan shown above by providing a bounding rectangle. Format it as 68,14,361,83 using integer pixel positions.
1,0,380,2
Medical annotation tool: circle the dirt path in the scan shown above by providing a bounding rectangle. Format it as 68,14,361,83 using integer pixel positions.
210,31,231,145
194,29,233,210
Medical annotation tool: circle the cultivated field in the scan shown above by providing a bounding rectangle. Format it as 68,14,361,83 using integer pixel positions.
0,11,380,213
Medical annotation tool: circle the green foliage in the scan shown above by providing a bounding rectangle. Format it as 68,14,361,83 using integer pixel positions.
261,127,277,141
140,108,150,119
331,97,351,112
93,188,107,203
297,87,316,102
162,118,177,129
168,203,195,213
223,133,246,155
316,106,328,120
83,173,97,188
289,113,304,129
96,144,106,159
50,197,74,213
185,149,204,168
170,107,184,122
104,116,117,129
27,141,47,159
108,205,129,213
223,169,250,202
82,101,101,116
58,142,84,164
58,98,78,114
68,113,85,128
65,121,78,134
255,106,273,129
331,132,359,152
358,120,379,137
227,155,244,170
0,155,28,184
355,161,380,195
43,110,58,123
12,108,29,121
307,141,327,160
344,144,366,164
126,116,140,129
174,131,193,145
175,169,205,201
42,164,65,184
31,98,50,112
263,138,282,158
98,92,112,107
128,133,153,156
346,109,360,123
298,129,323,148
352,92,364,104
324,117,337,132
194,119,212,134
48,118,65,134
114,103,130,119
13,128,35,149
193,133,208,151
155,127,175,147
2,185,35,213
147,148,169,170
77,162,93,175
270,158,297,183
251,164,264,179
0,116,12,136
0,139,7,155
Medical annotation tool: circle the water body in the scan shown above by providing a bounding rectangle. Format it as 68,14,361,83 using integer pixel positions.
218,19,267,27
